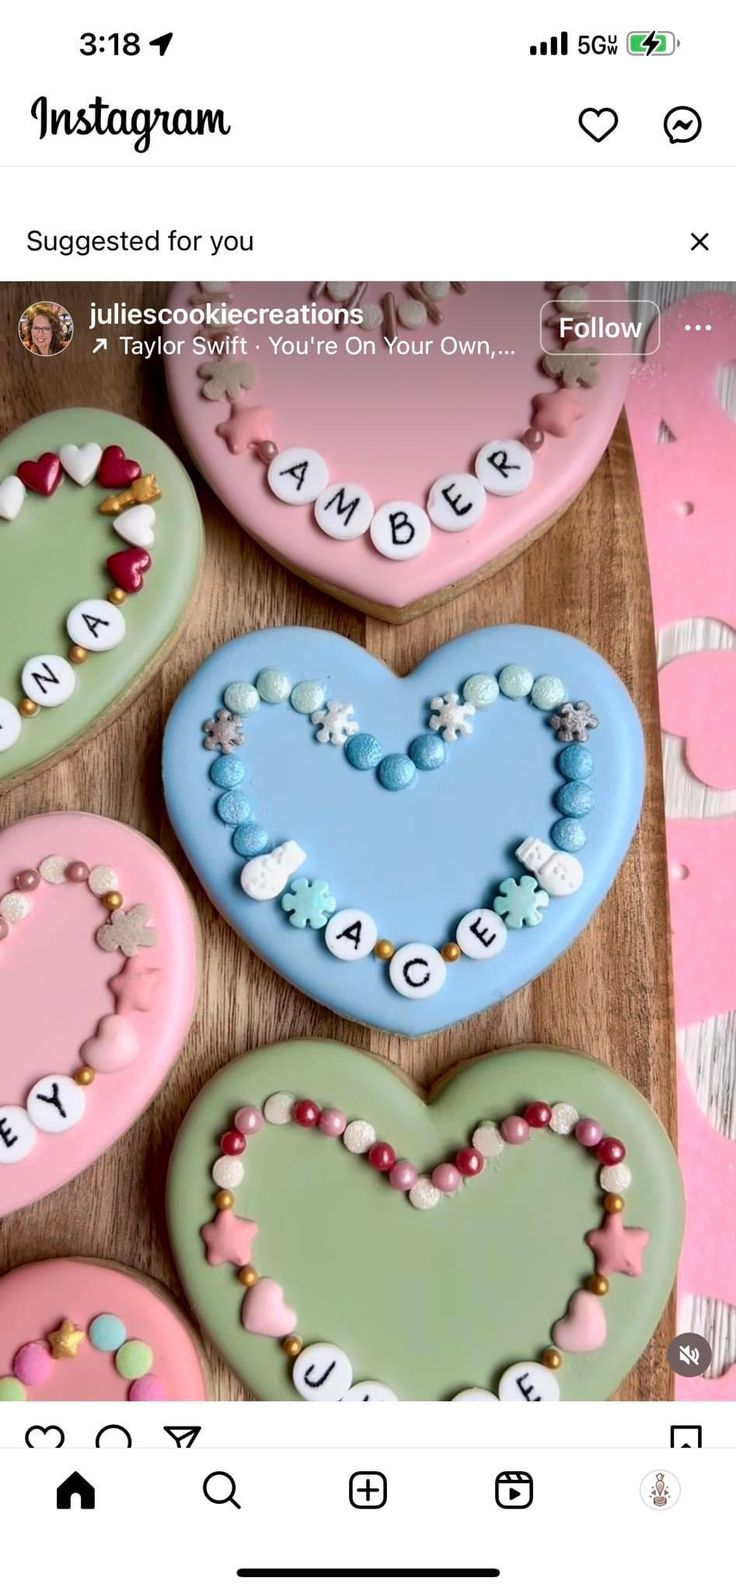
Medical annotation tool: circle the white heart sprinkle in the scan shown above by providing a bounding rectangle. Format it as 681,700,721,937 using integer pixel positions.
59,443,103,487
113,504,156,549
0,475,26,522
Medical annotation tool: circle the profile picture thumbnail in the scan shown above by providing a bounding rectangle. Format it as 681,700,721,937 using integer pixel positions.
19,301,74,358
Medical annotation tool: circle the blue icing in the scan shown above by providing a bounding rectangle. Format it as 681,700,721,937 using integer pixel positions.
163,625,644,1039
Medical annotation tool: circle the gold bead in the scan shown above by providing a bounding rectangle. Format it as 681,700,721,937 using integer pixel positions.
74,1066,95,1087
586,1273,609,1296
19,697,39,717
215,1190,234,1211
374,939,394,961
69,644,88,665
441,941,461,962
108,587,127,606
541,1347,562,1371
282,1334,303,1359
103,890,123,911
604,1193,624,1214
238,1264,258,1288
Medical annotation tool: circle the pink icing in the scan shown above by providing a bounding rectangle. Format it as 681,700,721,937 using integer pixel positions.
0,812,198,1218
0,1259,205,1401
164,282,631,612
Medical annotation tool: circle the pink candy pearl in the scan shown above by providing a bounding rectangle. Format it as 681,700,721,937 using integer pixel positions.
234,1105,263,1136
389,1159,418,1191
501,1115,530,1145
319,1107,347,1138
15,869,40,892
13,1341,53,1387
128,1373,166,1401
432,1162,462,1193
575,1117,603,1148
66,861,89,882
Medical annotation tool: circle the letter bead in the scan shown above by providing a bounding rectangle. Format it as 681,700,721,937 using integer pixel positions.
314,482,374,540
267,447,329,505
474,439,534,496
0,1106,37,1163
455,908,508,961
20,655,77,708
66,598,126,653
388,943,447,999
292,1343,353,1401
369,501,431,561
26,1075,86,1134
325,908,378,961
498,1361,561,1402
0,698,22,753
427,472,486,531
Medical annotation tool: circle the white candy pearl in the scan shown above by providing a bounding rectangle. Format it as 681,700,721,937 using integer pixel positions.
39,855,69,885
88,866,119,897
343,1119,376,1155
0,891,30,923
263,1091,295,1125
472,1121,505,1159
327,282,356,302
550,1103,579,1135
409,1175,442,1211
398,299,427,329
422,282,450,300
358,303,382,329
212,1156,245,1190
600,1163,632,1194
556,284,588,312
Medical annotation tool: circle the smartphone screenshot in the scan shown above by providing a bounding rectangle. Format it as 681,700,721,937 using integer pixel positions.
0,4,733,1586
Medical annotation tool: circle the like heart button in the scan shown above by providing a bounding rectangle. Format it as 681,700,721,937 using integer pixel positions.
579,107,619,143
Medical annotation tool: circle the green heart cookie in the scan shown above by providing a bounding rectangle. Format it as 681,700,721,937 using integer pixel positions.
167,1042,683,1401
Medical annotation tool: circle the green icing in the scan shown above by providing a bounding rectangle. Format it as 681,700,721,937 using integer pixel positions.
0,408,202,785
167,1041,684,1402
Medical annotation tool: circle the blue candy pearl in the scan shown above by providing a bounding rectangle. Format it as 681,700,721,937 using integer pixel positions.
256,667,291,704
462,673,499,708
558,743,593,780
556,780,595,818
378,753,416,791
233,822,269,857
551,817,586,852
210,754,245,789
498,664,533,699
216,789,252,826
531,674,566,710
345,732,383,770
408,732,446,771
89,1314,127,1352
224,681,259,716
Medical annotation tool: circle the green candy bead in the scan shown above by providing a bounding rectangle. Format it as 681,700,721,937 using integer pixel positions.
224,682,260,716
531,674,566,710
0,1377,26,1401
256,668,291,704
115,1340,153,1381
462,673,499,708
290,680,326,715
498,664,533,699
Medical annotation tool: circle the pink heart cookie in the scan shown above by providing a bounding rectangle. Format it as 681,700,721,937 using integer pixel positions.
242,1278,297,1338
0,812,198,1218
552,1289,608,1353
165,281,631,620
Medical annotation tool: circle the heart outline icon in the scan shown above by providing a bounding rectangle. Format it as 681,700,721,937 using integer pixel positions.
25,1425,65,1448
579,107,619,143
167,1040,684,1401
163,624,644,1038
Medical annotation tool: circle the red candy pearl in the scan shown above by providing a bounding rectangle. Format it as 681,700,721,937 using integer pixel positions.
293,1099,320,1128
596,1136,626,1166
220,1130,246,1156
524,1101,552,1128
368,1141,396,1173
455,1147,484,1177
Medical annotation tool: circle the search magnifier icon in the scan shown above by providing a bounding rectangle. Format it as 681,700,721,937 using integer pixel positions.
203,1470,241,1509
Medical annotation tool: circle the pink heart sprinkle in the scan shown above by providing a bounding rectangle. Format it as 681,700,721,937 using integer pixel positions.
79,1013,139,1074
552,1288,607,1353
242,1278,297,1338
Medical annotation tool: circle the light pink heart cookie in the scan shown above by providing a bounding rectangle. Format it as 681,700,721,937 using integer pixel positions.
552,1288,608,1353
659,650,736,791
242,1278,297,1338
0,812,198,1218
165,281,631,620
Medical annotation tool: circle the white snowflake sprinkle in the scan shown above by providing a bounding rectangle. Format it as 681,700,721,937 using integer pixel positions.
311,701,359,746
428,691,476,742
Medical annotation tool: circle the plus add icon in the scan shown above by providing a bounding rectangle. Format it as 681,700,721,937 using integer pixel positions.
349,1471,388,1509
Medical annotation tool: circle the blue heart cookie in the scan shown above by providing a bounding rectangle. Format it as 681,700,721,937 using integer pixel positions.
163,625,644,1038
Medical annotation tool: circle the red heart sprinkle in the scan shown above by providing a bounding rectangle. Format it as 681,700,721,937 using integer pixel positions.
106,547,152,594
17,453,62,496
97,445,142,488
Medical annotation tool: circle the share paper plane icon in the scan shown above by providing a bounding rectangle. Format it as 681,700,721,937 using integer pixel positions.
164,1425,201,1449
149,32,174,56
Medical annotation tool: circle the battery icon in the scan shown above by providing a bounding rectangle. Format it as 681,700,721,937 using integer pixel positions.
627,30,677,54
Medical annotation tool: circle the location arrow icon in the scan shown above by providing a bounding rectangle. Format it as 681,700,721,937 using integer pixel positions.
149,32,174,56
163,1425,201,1449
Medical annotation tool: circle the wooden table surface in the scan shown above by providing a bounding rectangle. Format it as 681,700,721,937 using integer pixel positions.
0,282,676,1400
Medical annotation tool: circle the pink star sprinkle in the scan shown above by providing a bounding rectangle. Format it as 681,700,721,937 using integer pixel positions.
108,961,163,1014
585,1212,650,1277
531,389,585,438
216,402,273,454
200,1209,258,1268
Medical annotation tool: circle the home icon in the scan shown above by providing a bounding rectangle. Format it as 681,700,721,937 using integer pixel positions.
56,1471,96,1510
